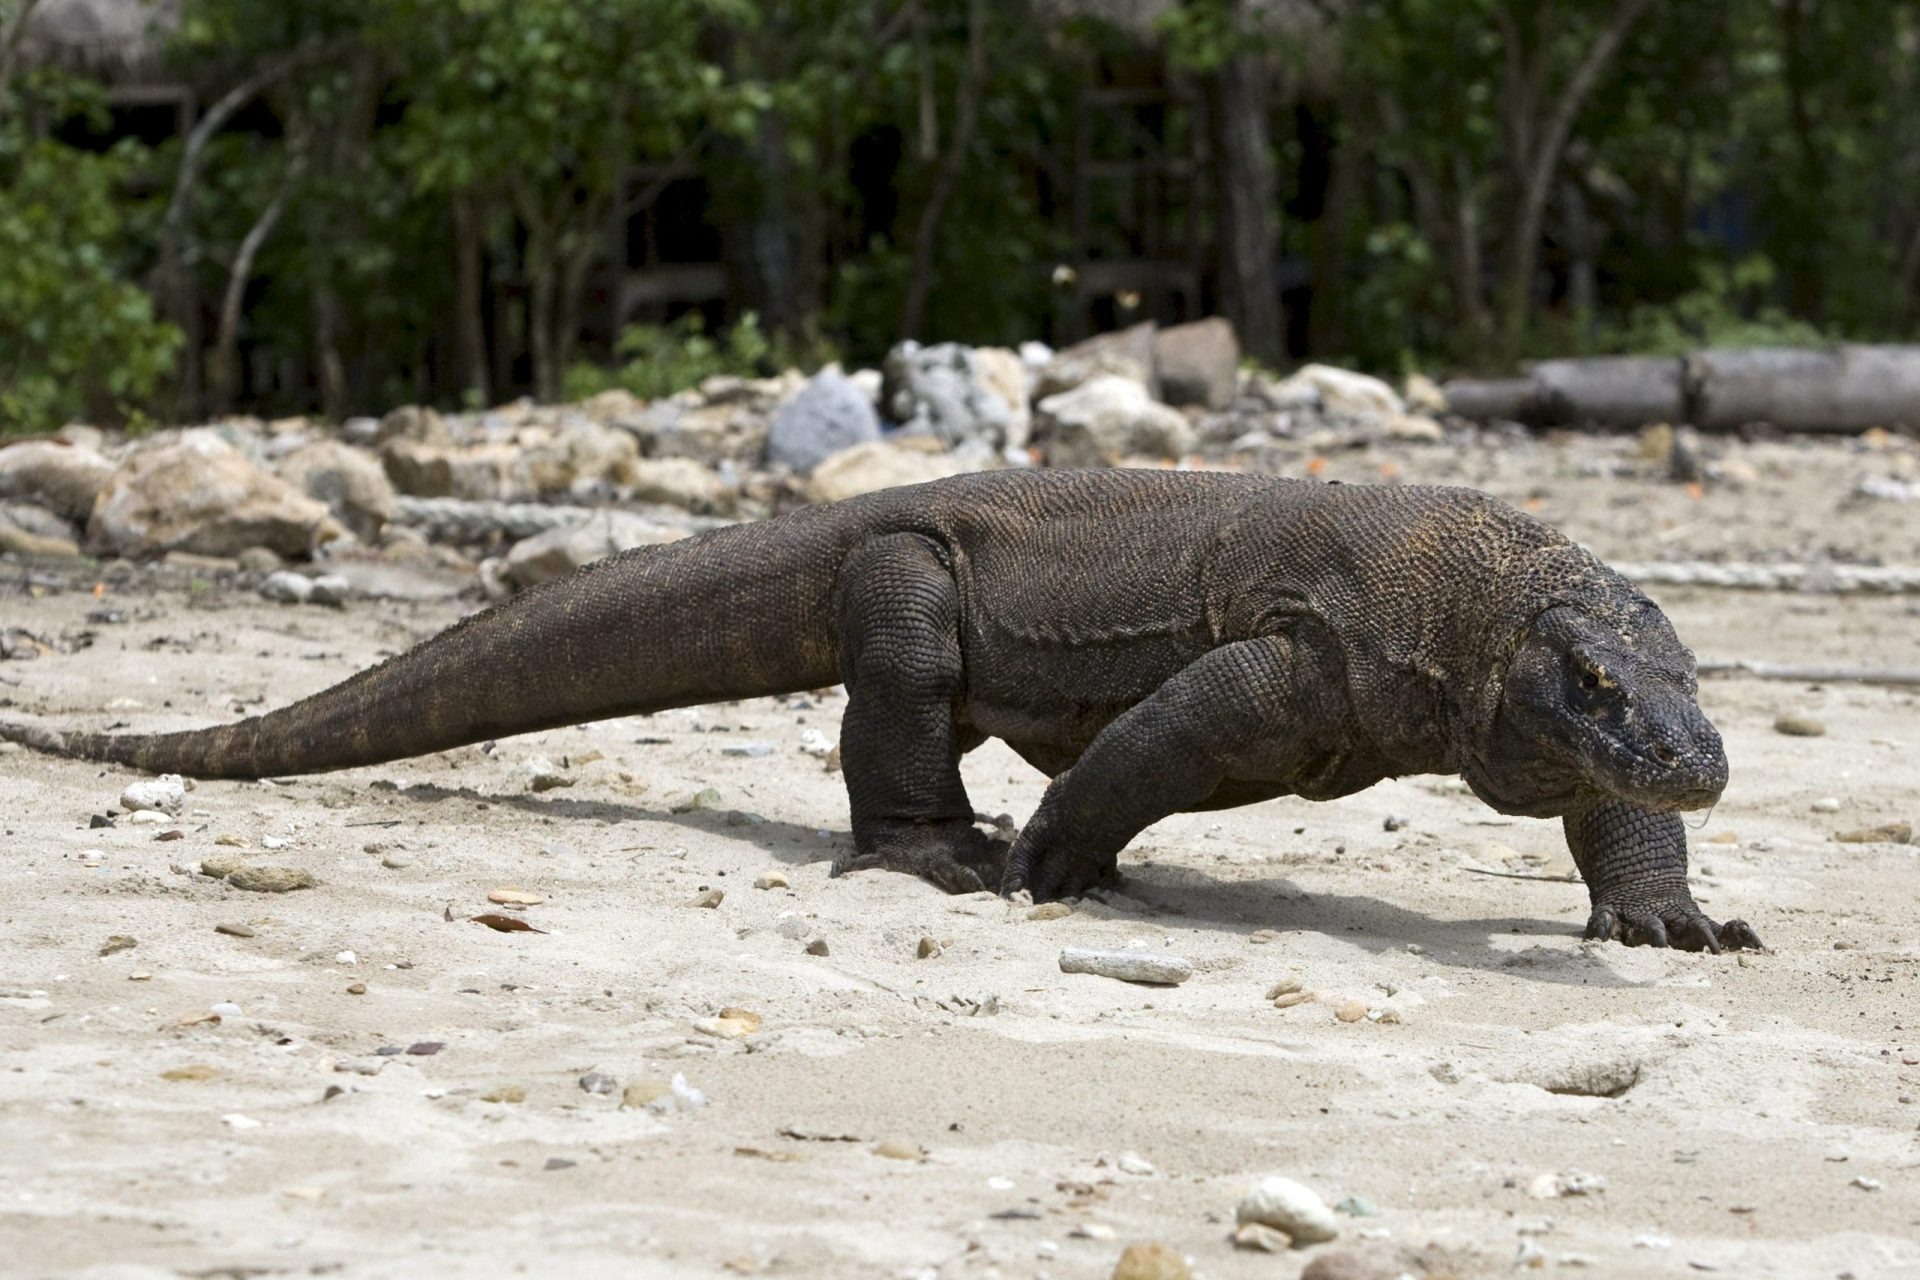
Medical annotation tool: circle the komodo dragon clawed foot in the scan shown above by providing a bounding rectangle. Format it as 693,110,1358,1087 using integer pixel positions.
1583,896,1764,953
830,817,1010,895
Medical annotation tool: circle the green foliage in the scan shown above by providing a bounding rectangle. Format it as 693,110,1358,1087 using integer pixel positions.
1599,256,1828,356
0,128,181,432
562,313,839,402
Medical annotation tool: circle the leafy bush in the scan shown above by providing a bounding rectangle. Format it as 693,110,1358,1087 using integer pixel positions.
563,312,838,402
1599,256,1829,356
0,132,181,432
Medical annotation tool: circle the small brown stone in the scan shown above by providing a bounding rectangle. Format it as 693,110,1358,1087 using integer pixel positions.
481,1085,526,1104
916,936,941,959
215,922,257,937
621,1080,670,1109
1266,977,1303,999
161,1064,219,1082
1334,999,1368,1023
227,865,315,893
1273,991,1313,1009
1773,714,1826,737
804,938,829,956
689,888,725,908
1027,902,1073,921
1110,1241,1190,1280
872,1139,921,1161
1231,1222,1292,1252
1833,821,1912,845
346,982,367,995
99,935,137,956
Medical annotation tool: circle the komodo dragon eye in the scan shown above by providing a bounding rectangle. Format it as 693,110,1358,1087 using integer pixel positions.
1570,653,1612,694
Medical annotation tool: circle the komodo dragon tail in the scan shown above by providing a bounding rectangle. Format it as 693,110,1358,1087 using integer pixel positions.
0,506,856,779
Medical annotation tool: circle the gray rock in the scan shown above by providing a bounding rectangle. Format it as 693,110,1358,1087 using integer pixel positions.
768,370,883,473
1154,317,1240,410
372,405,455,449
1236,1175,1340,1244
0,441,116,520
277,440,396,540
88,430,345,558
626,457,737,514
0,501,80,557
307,574,351,606
1034,376,1193,466
883,343,1029,452
120,774,186,816
380,439,523,501
1034,323,1159,400
503,510,687,590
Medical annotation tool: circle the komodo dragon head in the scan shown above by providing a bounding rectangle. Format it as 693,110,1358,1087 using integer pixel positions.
1472,599,1729,816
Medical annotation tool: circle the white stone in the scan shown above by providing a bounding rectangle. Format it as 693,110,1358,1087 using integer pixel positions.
120,774,186,816
1235,1175,1339,1244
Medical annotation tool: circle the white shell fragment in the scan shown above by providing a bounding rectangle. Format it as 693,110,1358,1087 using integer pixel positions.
1235,1175,1340,1244
1058,947,1193,986
120,774,186,816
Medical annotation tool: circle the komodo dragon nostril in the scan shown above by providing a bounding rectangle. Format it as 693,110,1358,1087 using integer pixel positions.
1652,743,1678,766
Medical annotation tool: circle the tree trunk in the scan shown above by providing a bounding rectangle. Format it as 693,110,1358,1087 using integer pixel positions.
312,285,347,420
210,158,302,413
1210,6,1285,365
0,0,44,120
453,193,491,405
1495,0,1650,345
1450,154,1489,347
900,0,984,340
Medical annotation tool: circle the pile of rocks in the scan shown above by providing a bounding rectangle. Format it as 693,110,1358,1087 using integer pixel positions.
0,318,1449,595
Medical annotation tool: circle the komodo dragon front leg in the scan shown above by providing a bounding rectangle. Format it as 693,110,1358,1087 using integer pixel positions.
1566,799,1764,952
829,533,1006,894
1002,634,1342,902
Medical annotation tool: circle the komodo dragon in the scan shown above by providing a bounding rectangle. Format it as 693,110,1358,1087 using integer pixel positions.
1,469,1760,951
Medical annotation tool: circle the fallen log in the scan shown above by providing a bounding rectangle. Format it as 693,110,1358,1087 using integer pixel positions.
1613,560,1920,594
1441,344,1920,432
1697,661,1920,687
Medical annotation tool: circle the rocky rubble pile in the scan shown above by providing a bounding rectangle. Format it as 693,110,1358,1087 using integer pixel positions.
0,318,1449,597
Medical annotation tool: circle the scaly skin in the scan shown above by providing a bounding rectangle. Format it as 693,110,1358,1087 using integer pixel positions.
0,469,1760,951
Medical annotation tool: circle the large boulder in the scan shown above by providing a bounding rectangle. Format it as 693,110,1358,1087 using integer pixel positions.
380,439,523,501
805,440,978,504
1034,375,1193,467
1033,323,1159,400
627,457,737,514
767,369,882,473
0,440,117,520
1154,318,1240,410
883,342,1029,452
1274,364,1406,418
88,430,344,558
502,510,688,590
372,404,456,449
276,439,396,541
518,418,641,495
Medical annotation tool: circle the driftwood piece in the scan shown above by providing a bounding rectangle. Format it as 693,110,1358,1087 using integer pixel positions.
1697,661,1920,688
1613,561,1920,594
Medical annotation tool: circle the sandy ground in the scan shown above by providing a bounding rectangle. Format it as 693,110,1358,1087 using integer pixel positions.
2,435,1918,1280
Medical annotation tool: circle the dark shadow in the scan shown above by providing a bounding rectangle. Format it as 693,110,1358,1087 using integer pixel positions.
381,782,1632,984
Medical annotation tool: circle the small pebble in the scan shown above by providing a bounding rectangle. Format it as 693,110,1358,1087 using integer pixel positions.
1773,714,1826,737
335,950,358,965
99,935,137,956
128,971,152,982
872,1139,921,1161
481,1086,526,1104
1109,1241,1190,1280
127,809,171,825
1116,1151,1155,1176
214,833,249,848
689,888,725,909
77,849,106,864
579,1072,619,1095
543,1157,575,1172
209,1001,243,1018
672,787,725,813
405,1041,444,1056
1028,902,1073,921
1811,797,1842,813
621,1080,669,1109
694,1008,762,1039
1383,814,1409,831
1231,1222,1292,1253
1334,999,1369,1023
916,936,942,959
381,852,413,869
1273,991,1314,1009
346,982,367,995
1070,1223,1117,1240
215,922,256,938
804,938,830,956
1333,1195,1380,1217
1852,1176,1883,1191
1236,1174,1340,1243
754,871,790,890
1266,977,1303,999
161,1064,218,1082
260,835,288,850
221,1113,262,1130
719,741,774,757
1248,929,1280,944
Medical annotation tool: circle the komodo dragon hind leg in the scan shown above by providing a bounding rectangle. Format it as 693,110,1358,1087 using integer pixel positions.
829,534,1006,894
1564,799,1764,952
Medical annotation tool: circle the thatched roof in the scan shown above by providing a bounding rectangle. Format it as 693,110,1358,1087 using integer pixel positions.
16,0,180,80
